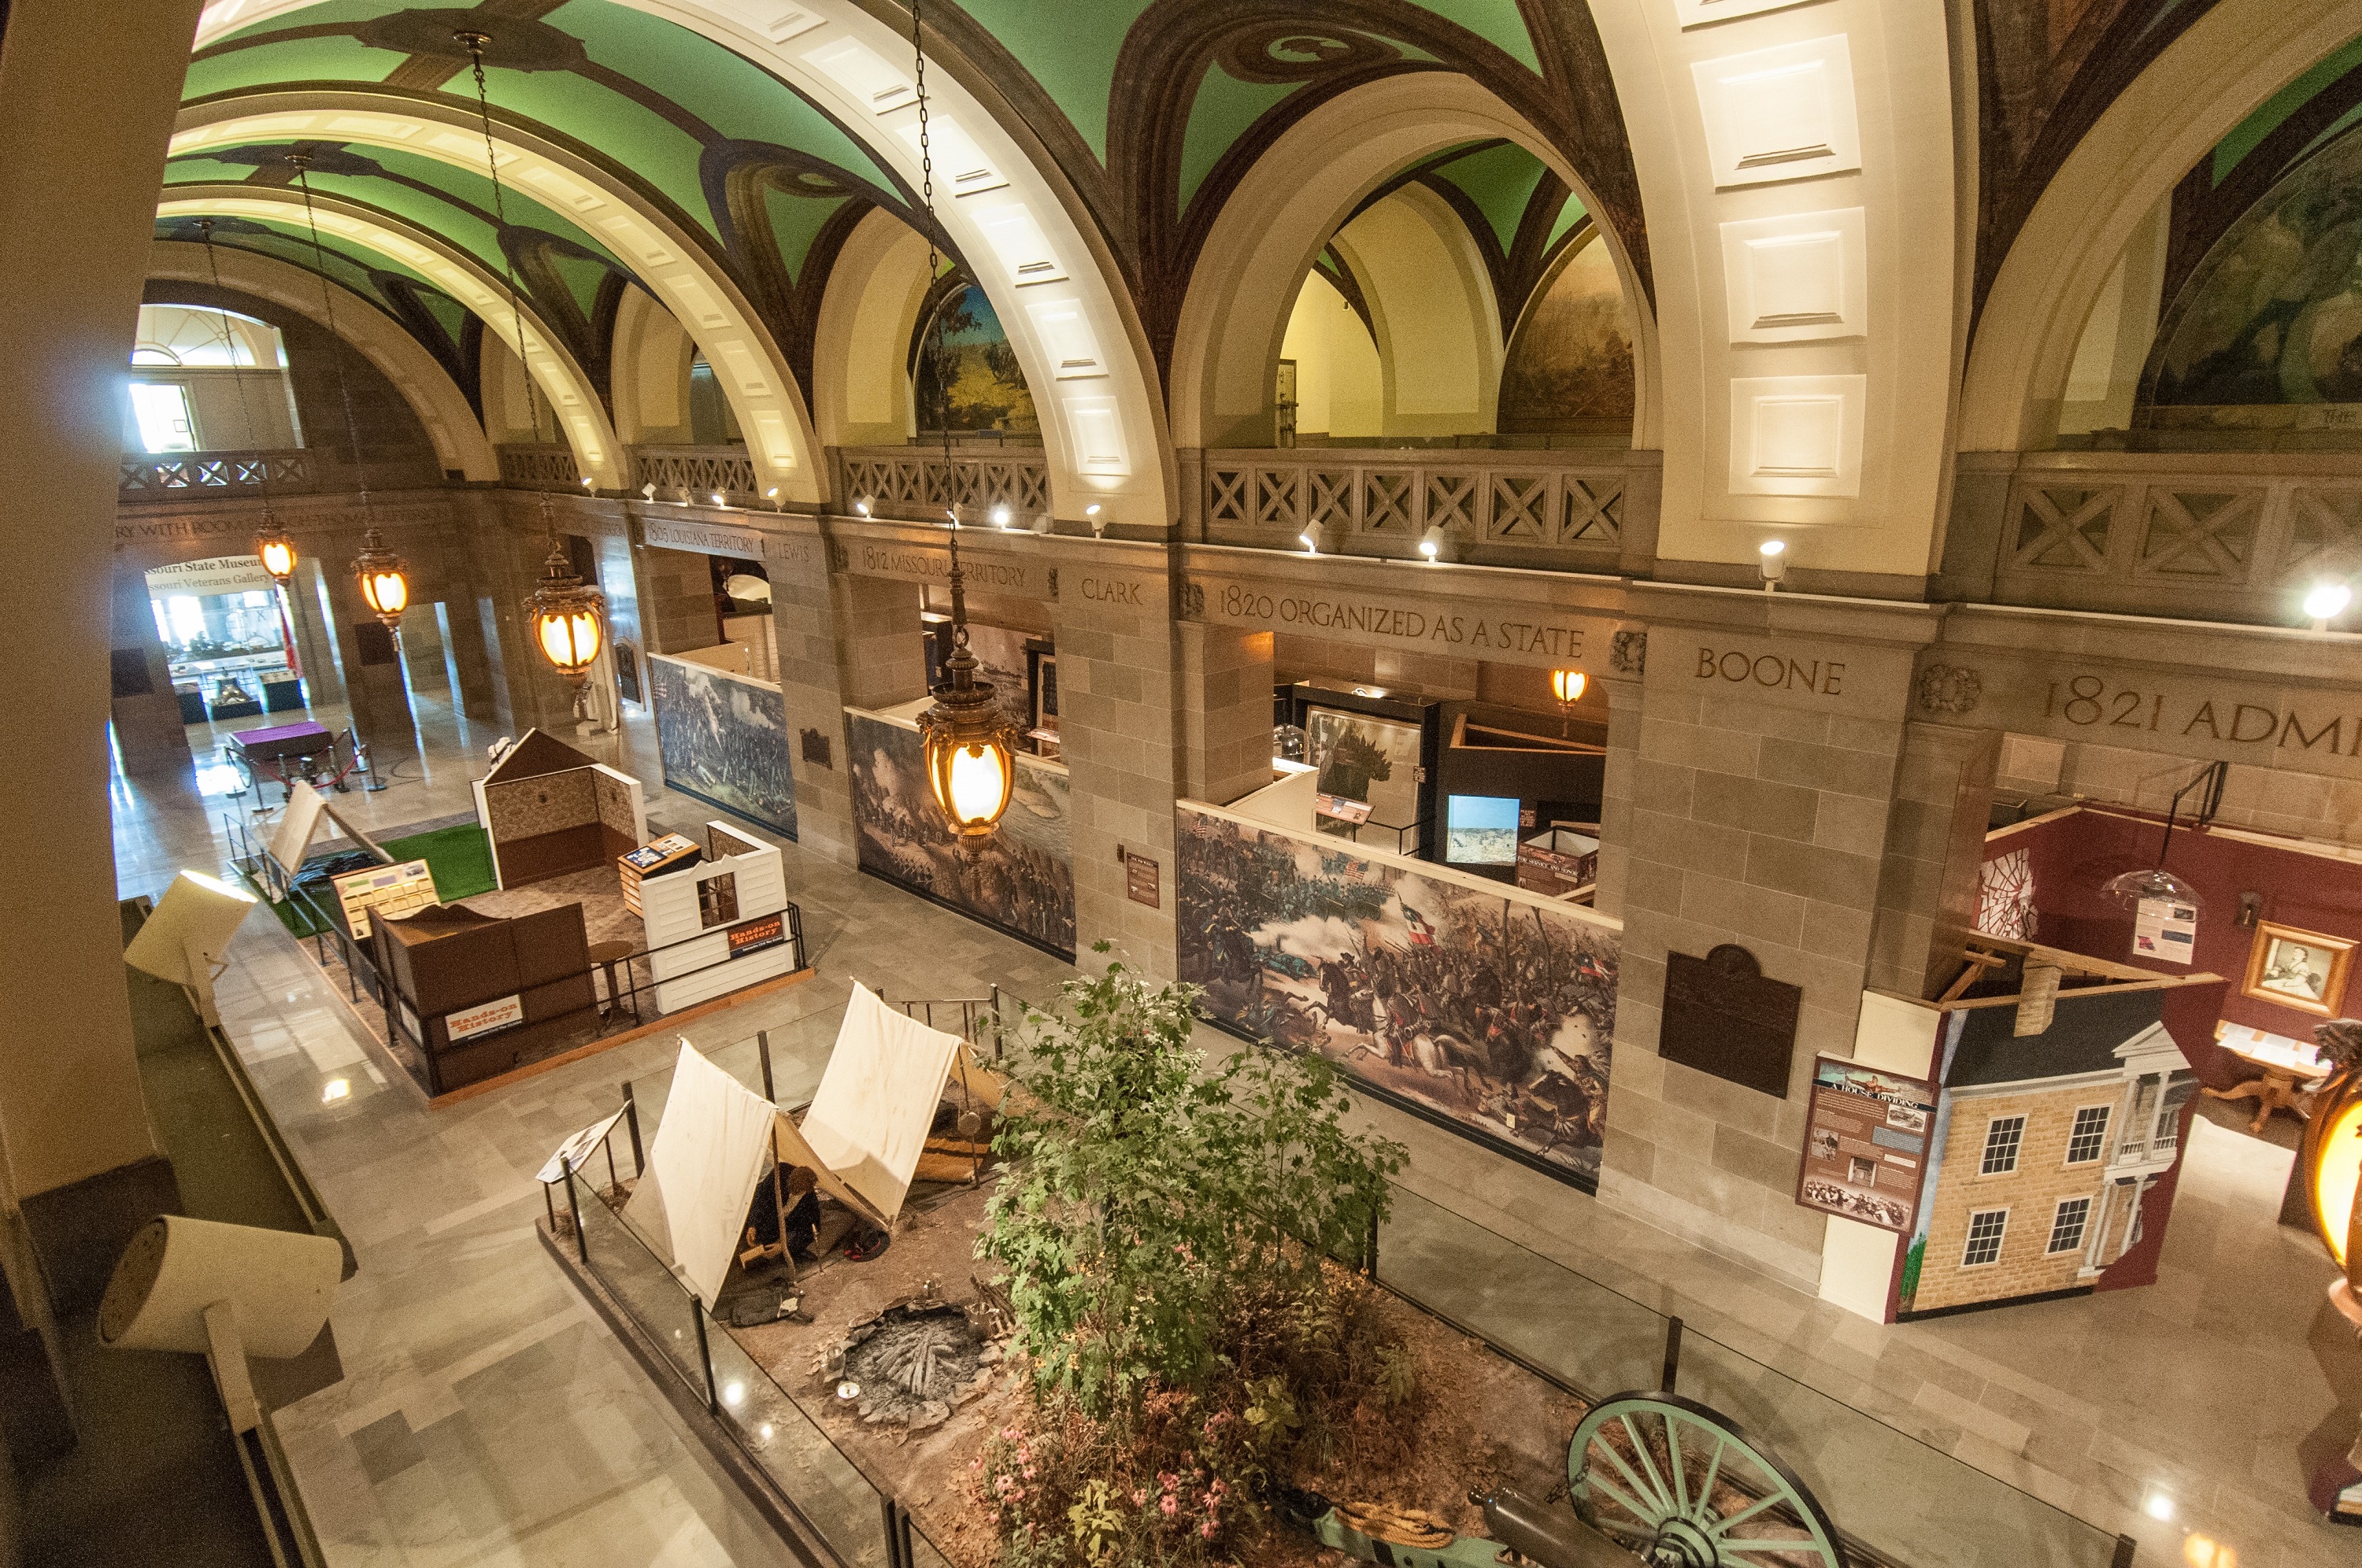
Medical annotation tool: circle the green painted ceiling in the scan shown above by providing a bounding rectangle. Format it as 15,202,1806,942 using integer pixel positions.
1426,141,1552,255
2212,35,2362,183
161,142,625,322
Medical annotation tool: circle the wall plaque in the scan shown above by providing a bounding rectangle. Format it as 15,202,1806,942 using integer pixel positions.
800,727,833,770
1124,849,1161,908
1660,943,1801,1098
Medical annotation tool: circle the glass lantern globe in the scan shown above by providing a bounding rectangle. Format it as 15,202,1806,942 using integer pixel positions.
2101,865,2203,915
254,520,298,586
352,527,411,627
919,633,1016,838
523,541,606,687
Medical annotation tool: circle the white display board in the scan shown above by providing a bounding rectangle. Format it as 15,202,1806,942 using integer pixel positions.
641,822,798,1012
267,783,331,885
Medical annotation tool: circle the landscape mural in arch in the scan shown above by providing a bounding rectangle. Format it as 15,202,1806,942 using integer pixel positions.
2149,123,2362,412
914,284,1038,435
1176,804,1619,1190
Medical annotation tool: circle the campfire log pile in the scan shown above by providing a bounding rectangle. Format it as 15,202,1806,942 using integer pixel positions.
818,1284,1006,1434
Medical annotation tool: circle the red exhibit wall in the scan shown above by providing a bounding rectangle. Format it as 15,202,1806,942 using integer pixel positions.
1984,808,2362,1088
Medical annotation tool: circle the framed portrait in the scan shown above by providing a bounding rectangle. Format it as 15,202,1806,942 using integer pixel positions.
2242,923,2356,1017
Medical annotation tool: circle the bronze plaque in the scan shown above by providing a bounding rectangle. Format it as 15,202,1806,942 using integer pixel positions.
800,727,833,770
1660,944,1801,1099
1125,851,1161,909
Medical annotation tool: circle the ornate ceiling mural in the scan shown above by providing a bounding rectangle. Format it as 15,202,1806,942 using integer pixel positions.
175,0,924,409
1973,0,2223,320
165,2,1642,431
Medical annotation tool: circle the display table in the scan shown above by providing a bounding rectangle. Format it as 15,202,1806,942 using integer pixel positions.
261,671,305,712
2205,1025,2327,1133
230,720,334,764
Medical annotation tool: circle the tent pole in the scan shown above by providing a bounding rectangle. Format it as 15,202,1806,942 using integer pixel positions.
757,1029,776,1102
770,1124,798,1287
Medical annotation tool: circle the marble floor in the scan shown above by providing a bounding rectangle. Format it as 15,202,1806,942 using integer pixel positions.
109,690,2362,1568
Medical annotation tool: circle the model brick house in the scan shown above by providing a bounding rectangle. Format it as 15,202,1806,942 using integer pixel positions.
1905,988,2196,1316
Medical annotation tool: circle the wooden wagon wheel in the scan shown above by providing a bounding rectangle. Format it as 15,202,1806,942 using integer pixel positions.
1568,1392,1846,1568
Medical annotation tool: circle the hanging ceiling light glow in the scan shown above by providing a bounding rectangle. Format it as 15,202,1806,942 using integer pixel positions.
1550,668,1587,737
910,0,1016,840
460,28,609,690
193,219,303,594
353,529,412,623
255,523,298,586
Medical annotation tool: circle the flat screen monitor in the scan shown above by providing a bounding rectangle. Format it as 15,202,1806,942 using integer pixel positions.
1445,794,1520,866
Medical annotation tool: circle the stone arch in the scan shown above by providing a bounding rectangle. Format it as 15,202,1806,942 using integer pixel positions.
156,185,624,487
1959,0,2362,453
169,94,819,499
193,2,1172,529
1170,73,1656,452
1324,181,1505,439
811,206,935,449
609,284,698,447
146,238,498,479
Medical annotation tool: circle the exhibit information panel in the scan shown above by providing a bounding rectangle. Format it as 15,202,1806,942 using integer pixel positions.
446,994,524,1042
1797,1056,1936,1235
330,859,439,941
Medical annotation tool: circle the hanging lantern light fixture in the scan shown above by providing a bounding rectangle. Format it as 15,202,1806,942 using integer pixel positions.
909,0,1016,840
290,150,412,631
459,28,609,689
254,522,298,586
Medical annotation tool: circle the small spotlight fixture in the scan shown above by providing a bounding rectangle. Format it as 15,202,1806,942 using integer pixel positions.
854,497,872,517
992,504,1013,529
1087,503,1105,538
2305,580,2351,631
1420,538,1438,559
1758,538,1788,590
640,482,656,501
709,491,726,508
1300,530,1319,555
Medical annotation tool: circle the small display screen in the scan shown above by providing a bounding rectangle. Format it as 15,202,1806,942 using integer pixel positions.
1445,795,1521,865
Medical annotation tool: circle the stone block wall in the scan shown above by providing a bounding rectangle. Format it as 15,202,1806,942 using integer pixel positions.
1910,1083,2114,1313
1178,622,1273,806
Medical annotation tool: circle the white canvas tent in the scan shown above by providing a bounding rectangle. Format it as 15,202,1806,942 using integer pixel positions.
263,782,391,900
625,988,994,1308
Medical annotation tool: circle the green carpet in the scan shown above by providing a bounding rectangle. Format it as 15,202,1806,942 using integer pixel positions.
239,866,331,937
383,822,498,900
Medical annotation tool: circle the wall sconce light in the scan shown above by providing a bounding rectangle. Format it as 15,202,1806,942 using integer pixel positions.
2238,892,2262,929
2305,581,2352,631
1758,538,1787,590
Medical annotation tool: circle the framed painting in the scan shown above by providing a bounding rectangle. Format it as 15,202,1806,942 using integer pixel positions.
2242,923,2355,1017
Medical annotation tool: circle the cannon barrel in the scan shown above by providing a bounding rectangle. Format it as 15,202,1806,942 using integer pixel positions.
1479,1485,1642,1568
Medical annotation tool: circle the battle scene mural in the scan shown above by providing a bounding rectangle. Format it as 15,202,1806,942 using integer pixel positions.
846,711,1074,956
1176,805,1620,1189
648,654,796,838
1498,232,1636,433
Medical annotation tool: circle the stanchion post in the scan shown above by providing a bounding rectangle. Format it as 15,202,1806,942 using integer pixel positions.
1660,1315,1683,1393
2108,1536,2136,1568
621,1082,644,1174
693,1299,718,1415
561,1159,588,1265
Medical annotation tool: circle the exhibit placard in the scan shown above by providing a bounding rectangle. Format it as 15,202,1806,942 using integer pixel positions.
1516,830,1599,897
330,859,439,941
445,993,524,1041
1315,793,1372,824
2132,895,2197,965
726,911,787,959
1796,1056,1935,1234
1124,851,1160,908
535,1109,628,1184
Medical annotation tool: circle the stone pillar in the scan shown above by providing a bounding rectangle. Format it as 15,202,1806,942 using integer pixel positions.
1053,545,1182,978
106,563,194,776
1591,665,1646,919
1597,590,1938,1292
765,526,861,865
1866,722,2001,1000
636,537,722,655
0,0,209,1310
833,569,925,711
1177,622,1273,807
284,554,347,713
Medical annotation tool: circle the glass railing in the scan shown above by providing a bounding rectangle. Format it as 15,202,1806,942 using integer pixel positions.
552,1030,2131,1568
1373,1186,2127,1568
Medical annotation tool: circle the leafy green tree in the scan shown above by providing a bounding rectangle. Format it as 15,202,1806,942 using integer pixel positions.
980,948,1405,1426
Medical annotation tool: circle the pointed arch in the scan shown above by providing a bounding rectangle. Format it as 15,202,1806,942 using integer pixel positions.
812,206,935,449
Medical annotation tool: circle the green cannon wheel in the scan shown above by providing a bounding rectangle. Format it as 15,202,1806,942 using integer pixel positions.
1567,1392,1845,1568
